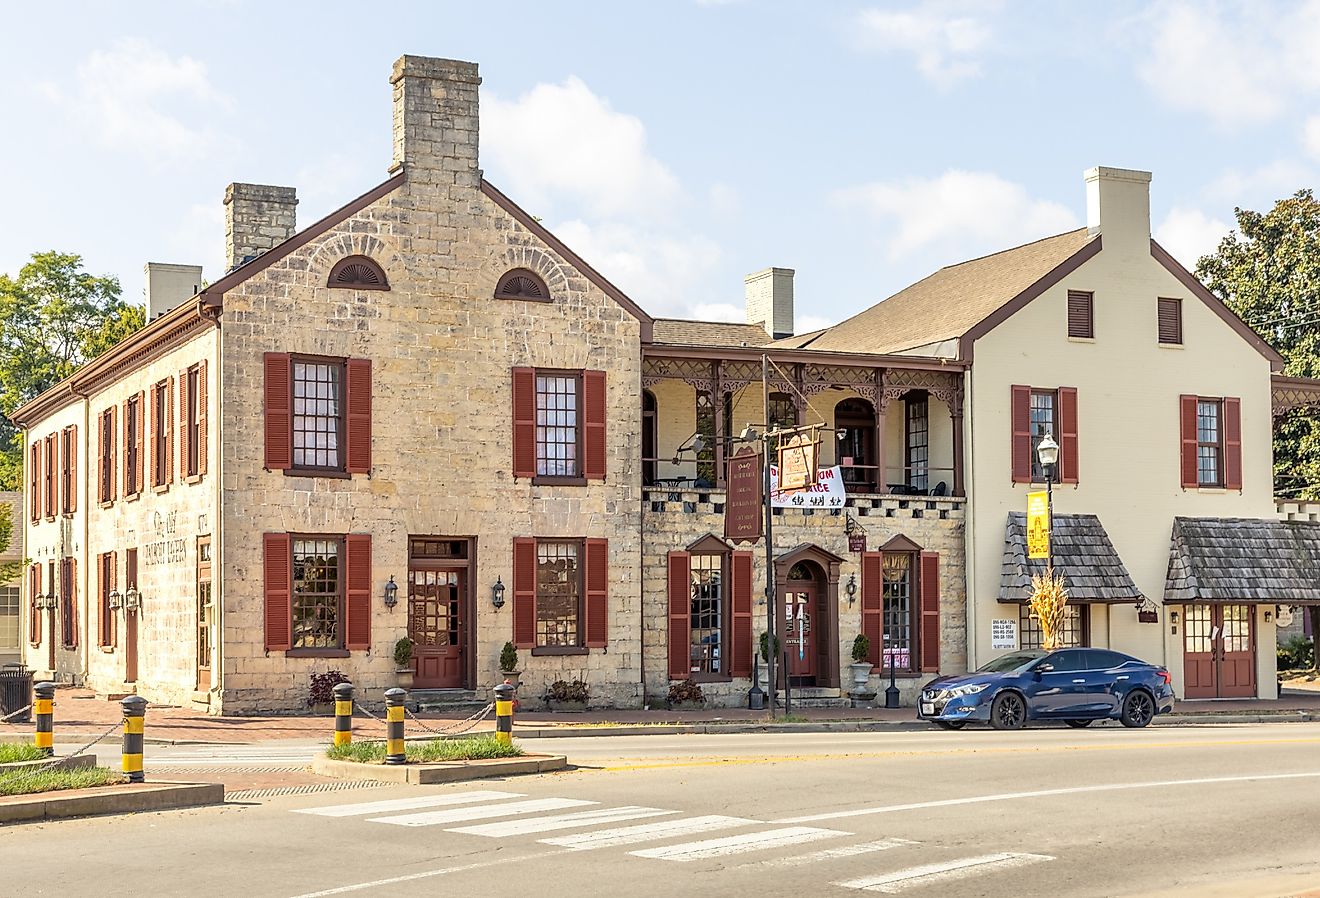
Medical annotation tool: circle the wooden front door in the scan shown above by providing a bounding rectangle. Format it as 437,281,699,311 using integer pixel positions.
195,539,211,691
409,568,466,689
1183,604,1256,699
783,585,817,685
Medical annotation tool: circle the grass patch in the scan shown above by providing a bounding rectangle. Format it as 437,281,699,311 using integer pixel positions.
775,714,809,723
0,742,49,764
326,734,524,764
0,765,124,797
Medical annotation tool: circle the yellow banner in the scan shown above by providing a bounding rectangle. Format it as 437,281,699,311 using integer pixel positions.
1027,491,1050,559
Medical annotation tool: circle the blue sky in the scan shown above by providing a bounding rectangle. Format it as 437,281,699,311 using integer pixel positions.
3,1,1318,333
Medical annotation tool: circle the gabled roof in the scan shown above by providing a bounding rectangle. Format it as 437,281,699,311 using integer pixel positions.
1000,512,1142,604
1165,516,1320,605
652,319,772,348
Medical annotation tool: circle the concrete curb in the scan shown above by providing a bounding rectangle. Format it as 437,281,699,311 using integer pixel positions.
0,754,96,772
0,782,225,825
312,753,568,785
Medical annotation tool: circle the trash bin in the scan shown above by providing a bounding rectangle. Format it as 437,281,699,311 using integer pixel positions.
0,664,34,724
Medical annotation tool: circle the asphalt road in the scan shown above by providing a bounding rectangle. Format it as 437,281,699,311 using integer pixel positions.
11,722,1320,898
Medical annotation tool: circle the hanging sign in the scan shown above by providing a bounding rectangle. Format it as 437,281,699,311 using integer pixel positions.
1026,491,1050,560
777,432,817,491
770,464,847,508
724,447,763,543
848,533,867,553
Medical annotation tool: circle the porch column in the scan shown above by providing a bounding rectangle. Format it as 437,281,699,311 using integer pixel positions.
951,393,965,497
874,369,888,494
713,361,725,488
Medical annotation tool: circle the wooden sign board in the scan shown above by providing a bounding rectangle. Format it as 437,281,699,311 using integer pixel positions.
724,447,763,543
777,432,817,491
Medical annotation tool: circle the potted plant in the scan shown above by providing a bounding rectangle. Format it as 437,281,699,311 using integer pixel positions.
499,641,521,691
307,670,351,715
758,631,782,689
393,637,415,689
849,634,874,690
545,678,589,712
667,678,706,711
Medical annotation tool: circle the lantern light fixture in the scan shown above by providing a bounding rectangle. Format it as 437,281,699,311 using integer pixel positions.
492,576,507,610
383,575,399,610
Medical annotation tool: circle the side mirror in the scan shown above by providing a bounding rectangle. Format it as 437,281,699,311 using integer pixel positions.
1036,663,1054,674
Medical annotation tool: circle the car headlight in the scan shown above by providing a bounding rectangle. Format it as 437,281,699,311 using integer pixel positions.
947,683,990,698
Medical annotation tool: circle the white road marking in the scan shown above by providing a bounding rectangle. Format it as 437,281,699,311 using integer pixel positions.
762,838,919,867
448,805,676,837
540,815,758,850
287,850,564,897
776,771,1320,823
369,797,594,827
293,790,524,818
629,826,849,862
836,852,1055,893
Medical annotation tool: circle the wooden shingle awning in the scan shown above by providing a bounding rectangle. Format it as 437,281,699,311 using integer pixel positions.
1165,516,1320,605
999,513,1143,604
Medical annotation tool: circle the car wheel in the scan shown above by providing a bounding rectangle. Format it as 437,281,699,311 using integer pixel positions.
1064,719,1093,728
990,692,1026,730
1120,690,1155,728
934,721,966,730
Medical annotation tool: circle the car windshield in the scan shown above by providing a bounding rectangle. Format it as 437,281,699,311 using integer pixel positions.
976,651,1045,673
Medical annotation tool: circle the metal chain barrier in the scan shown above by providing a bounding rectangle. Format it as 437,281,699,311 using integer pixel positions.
405,702,494,736
0,717,124,786
0,703,33,724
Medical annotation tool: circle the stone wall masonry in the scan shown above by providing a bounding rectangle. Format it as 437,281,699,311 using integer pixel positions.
225,184,297,271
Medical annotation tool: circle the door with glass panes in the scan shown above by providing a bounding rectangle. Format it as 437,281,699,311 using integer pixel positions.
407,538,471,689
1183,604,1255,698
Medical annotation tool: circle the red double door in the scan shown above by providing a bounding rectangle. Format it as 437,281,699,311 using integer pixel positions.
1183,604,1255,699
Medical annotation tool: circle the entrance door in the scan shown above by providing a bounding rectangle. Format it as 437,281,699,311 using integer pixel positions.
783,586,816,685
195,539,211,691
1183,604,1256,699
409,568,465,689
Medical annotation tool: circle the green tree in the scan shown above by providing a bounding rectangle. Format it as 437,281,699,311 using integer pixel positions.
0,251,144,489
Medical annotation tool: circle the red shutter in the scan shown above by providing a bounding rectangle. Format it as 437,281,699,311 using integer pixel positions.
511,368,536,478
861,551,883,667
512,537,537,649
583,369,607,480
67,558,78,650
69,426,78,512
1224,397,1242,490
1179,395,1198,488
109,552,117,648
263,533,292,652
166,378,175,485
345,534,372,650
46,436,56,518
919,551,940,673
96,413,106,504
110,406,117,500
1011,385,1031,483
264,353,292,470
584,538,608,648
345,358,372,474
122,398,131,494
730,550,753,677
178,368,191,480
96,553,105,647
29,443,39,522
666,551,691,680
197,360,208,476
1058,387,1078,484
28,565,39,645
149,386,159,487
135,394,145,492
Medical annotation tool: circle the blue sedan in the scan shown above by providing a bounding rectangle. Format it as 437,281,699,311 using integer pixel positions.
917,647,1175,730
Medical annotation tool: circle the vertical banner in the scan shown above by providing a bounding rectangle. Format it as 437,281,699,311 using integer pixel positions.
1026,490,1050,560
724,447,763,543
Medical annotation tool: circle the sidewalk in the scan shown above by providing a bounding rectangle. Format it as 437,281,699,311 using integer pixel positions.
4,687,1320,746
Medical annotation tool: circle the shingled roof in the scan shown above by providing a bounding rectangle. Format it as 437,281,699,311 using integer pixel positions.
1000,512,1142,604
651,319,773,348
1165,516,1320,605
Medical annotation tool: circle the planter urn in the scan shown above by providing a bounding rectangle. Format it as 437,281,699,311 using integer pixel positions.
848,662,874,691
396,668,414,689
499,669,521,691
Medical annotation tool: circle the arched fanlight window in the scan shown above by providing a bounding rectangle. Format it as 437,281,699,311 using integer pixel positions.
327,255,389,290
494,268,551,302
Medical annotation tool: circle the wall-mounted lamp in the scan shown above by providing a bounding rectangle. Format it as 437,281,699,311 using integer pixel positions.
382,575,398,610
124,586,141,611
845,573,858,607
1264,609,1274,623
492,576,507,610
108,588,123,611
1170,611,1179,624
34,593,48,610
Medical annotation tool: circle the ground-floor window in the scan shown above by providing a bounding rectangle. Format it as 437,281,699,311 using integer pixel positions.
0,585,18,651
536,540,581,648
1019,603,1089,649
292,538,343,649
882,553,915,671
690,554,723,674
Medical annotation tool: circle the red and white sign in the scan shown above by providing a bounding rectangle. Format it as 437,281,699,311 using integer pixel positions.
769,464,847,509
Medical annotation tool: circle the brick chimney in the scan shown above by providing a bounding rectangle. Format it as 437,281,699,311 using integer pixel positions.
224,183,297,271
745,267,795,339
144,262,203,321
1084,166,1151,260
389,55,481,187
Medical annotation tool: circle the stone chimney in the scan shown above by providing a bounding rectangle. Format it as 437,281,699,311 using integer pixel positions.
745,267,795,339
224,183,297,271
144,262,203,321
389,55,481,187
1084,166,1152,259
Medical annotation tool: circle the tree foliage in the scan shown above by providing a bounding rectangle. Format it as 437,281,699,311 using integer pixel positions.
0,501,21,585
0,251,144,489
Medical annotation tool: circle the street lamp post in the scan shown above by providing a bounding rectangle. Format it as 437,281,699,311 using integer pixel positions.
1036,432,1060,573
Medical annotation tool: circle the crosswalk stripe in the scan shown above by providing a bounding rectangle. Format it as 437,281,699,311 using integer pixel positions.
835,852,1055,893
369,797,595,827
448,806,676,837
540,815,758,851
629,827,849,862
762,838,919,867
293,791,525,818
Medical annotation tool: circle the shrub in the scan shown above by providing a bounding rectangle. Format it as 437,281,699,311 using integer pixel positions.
307,670,351,707
499,641,519,672
667,679,705,705
393,637,414,668
759,631,782,663
851,634,871,664
545,679,589,703
1278,634,1315,671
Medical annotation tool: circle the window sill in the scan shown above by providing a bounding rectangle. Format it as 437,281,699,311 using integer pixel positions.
531,646,589,656
532,476,588,487
99,645,114,654
1193,486,1226,493
683,673,732,684
1066,336,1096,344
98,501,114,510
123,491,141,503
283,468,352,480
1158,341,1184,350
152,484,170,495
285,648,351,658
185,473,204,485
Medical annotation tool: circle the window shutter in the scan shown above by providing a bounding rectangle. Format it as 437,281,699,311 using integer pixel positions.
511,368,536,479
1058,387,1079,484
1158,298,1182,344
149,386,159,487
1067,291,1093,339
46,436,56,519
166,378,175,485
69,426,77,512
67,558,78,650
97,554,105,647
179,368,190,480
512,537,537,649
583,369,607,480
861,551,883,667
109,552,117,648
1010,385,1032,483
345,358,372,474
730,550,754,677
1224,397,1242,490
28,565,40,645
584,538,608,648
666,551,691,680
134,394,145,494
345,534,372,651
97,413,106,504
1179,394,1198,488
263,533,292,652
919,551,940,673
264,353,292,470
29,443,39,522
197,360,208,476
110,405,117,500
122,398,131,495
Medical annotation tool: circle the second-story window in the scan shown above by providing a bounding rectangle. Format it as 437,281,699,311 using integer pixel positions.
293,358,344,470
151,379,172,489
1030,390,1056,481
535,373,580,478
905,394,929,492
99,407,115,504
60,425,75,515
184,364,202,478
768,392,797,431
1197,399,1223,487
125,393,142,496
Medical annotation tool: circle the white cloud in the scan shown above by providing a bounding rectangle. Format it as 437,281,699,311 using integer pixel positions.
797,314,835,334
836,170,1078,259
37,38,233,160
854,1,996,88
1304,116,1320,159
1155,206,1231,271
691,302,744,322
1205,159,1313,203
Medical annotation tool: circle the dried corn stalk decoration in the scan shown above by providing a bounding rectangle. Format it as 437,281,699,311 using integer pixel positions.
1029,568,1070,651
